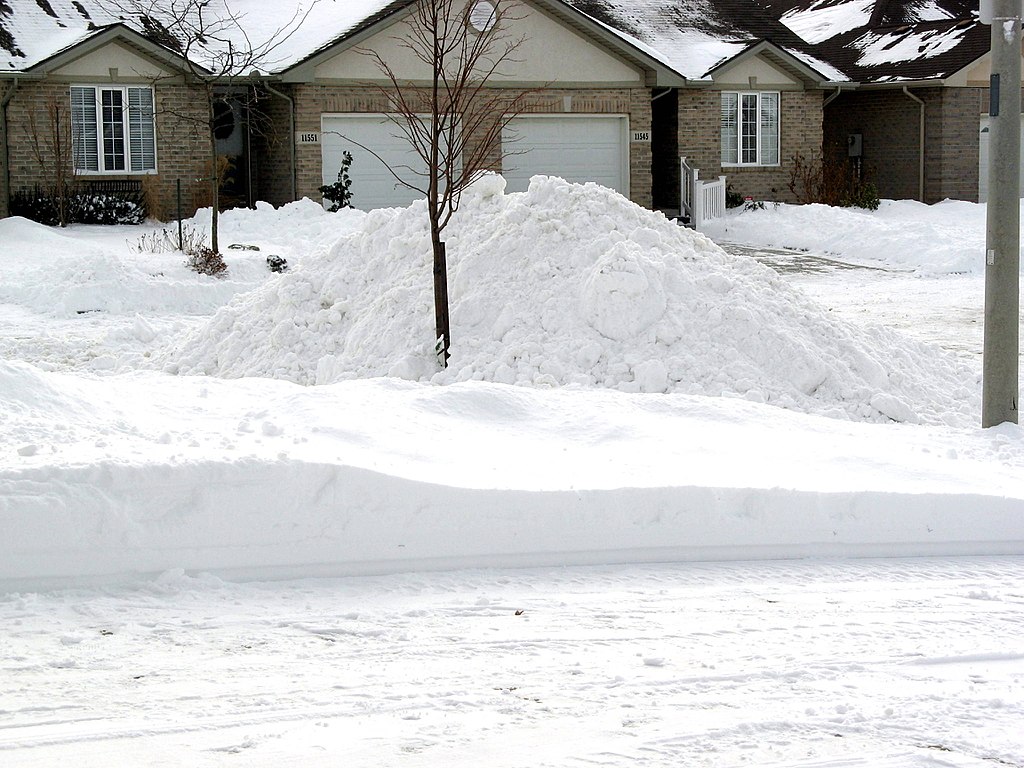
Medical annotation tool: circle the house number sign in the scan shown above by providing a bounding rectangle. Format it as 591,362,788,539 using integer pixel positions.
296,132,321,144
632,130,651,142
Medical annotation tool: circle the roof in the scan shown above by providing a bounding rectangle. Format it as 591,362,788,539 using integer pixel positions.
563,0,848,80
771,0,987,83
0,0,999,86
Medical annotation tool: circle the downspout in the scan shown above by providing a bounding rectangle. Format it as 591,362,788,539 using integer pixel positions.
263,81,296,202
823,86,843,108
1,78,20,218
903,86,925,202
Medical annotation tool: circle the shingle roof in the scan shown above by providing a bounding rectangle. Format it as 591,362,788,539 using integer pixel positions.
0,0,999,85
772,0,986,82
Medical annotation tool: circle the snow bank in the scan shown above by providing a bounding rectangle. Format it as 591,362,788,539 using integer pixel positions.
0,200,361,317
702,199,989,274
156,175,977,425
3,361,1022,586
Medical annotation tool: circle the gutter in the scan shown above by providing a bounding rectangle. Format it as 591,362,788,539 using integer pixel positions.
902,86,926,202
1,77,20,218
263,80,297,202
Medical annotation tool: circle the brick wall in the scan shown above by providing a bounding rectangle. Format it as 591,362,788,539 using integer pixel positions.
825,89,925,201
282,84,653,209
680,89,824,204
0,83,10,219
825,87,989,204
933,87,986,202
3,80,210,221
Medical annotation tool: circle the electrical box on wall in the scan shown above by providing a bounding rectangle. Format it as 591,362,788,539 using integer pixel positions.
848,133,863,158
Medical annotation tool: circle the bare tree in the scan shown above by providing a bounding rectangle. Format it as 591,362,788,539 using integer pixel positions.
359,0,535,367
100,0,317,252
27,96,77,227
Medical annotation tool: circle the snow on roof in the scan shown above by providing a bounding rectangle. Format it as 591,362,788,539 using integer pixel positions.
0,0,401,74
565,0,827,80
783,47,848,81
183,0,403,74
852,22,969,67
0,0,120,70
781,0,876,44
0,0,989,85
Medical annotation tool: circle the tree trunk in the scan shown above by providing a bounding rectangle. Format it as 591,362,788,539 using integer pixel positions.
431,226,451,367
208,91,220,254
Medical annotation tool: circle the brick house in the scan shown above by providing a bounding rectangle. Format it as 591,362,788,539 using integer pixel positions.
0,0,1008,221
0,23,212,220
772,0,995,204
260,0,848,214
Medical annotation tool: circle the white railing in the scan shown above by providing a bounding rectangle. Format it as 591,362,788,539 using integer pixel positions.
680,156,726,231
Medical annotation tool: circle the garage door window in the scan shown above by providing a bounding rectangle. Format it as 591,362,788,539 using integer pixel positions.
721,92,779,166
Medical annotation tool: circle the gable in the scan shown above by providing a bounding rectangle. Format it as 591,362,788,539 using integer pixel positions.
945,50,1024,88
47,40,177,82
307,0,643,86
711,54,800,88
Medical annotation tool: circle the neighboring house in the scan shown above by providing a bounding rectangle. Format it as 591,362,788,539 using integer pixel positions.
257,0,688,213
0,13,212,221
563,0,850,210
0,0,1009,222
773,0,992,204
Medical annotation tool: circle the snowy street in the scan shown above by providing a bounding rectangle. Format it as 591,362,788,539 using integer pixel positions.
4,557,1023,767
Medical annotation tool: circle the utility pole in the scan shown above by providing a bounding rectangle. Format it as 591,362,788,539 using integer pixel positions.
982,0,1021,427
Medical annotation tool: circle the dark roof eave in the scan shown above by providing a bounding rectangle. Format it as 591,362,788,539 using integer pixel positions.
854,78,949,89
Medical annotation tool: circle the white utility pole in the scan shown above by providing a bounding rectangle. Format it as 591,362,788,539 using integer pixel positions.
982,0,1021,427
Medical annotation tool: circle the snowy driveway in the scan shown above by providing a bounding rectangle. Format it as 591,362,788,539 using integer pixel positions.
3,557,1022,767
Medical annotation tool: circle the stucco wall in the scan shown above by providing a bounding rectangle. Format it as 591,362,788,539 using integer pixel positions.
284,85,653,209
679,89,824,204
3,80,211,221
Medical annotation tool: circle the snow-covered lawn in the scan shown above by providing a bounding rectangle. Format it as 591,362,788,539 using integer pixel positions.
1,178,1022,766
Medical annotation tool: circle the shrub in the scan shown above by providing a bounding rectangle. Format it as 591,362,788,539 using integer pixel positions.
131,224,208,255
185,247,228,278
318,151,354,211
725,183,745,209
10,186,146,225
788,151,880,210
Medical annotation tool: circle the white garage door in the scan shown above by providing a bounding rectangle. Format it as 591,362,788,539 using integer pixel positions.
978,115,1024,203
502,116,628,195
321,115,429,211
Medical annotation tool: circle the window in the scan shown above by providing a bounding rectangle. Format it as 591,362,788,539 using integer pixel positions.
721,91,779,166
71,86,156,173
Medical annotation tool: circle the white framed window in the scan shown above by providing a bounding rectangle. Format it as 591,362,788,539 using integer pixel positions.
721,91,779,166
71,85,156,173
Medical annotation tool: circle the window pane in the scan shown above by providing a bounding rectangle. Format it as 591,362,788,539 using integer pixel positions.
70,86,98,172
720,93,738,164
128,87,156,171
760,93,780,165
741,94,758,164
101,89,126,171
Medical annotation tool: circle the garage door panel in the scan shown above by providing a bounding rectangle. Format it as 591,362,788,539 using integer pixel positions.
321,116,428,211
502,116,627,195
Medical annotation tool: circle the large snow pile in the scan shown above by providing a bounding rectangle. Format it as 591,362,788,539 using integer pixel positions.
155,175,977,424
